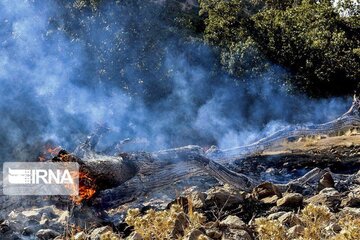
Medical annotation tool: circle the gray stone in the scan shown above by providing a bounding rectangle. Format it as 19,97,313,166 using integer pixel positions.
90,226,112,240
222,229,252,240
206,185,244,208
220,215,246,229
267,211,287,220
36,229,61,240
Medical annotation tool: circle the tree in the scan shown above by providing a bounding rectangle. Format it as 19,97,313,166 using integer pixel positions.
199,0,360,96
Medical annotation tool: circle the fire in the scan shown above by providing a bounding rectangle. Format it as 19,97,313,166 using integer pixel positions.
39,145,97,204
38,144,62,161
69,171,97,204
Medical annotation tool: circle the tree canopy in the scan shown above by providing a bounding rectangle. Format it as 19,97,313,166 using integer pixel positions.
199,0,360,96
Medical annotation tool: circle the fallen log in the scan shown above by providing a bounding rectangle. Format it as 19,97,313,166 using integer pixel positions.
53,96,360,206
206,95,360,161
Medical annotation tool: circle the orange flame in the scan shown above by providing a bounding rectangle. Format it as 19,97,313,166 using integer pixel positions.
67,171,97,204
38,145,62,161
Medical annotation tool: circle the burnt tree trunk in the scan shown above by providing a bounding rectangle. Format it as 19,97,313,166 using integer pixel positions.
54,96,360,207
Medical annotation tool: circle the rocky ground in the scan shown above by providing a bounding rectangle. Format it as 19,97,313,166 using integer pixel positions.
1,167,360,240
1,134,360,239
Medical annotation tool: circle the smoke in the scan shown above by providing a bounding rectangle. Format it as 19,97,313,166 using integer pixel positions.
0,0,350,162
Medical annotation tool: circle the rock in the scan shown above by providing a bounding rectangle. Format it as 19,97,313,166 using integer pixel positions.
319,188,339,196
22,225,41,236
221,229,252,240
220,215,246,229
2,219,24,232
171,212,188,238
306,188,341,211
184,229,203,240
57,211,70,225
204,221,219,229
8,211,27,223
342,207,360,216
206,185,244,209
21,210,41,221
69,205,104,229
253,182,282,200
190,191,207,209
324,223,341,234
287,225,304,238
267,211,287,220
341,187,360,207
278,212,301,228
36,229,61,240
39,213,50,226
0,222,12,234
260,195,279,205
74,231,87,240
318,172,335,190
276,193,303,208
90,226,112,240
206,230,222,239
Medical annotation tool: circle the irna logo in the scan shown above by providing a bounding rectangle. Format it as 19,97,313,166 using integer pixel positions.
8,168,73,185
3,162,79,196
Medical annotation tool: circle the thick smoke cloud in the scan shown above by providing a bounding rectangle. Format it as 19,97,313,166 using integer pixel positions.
0,0,350,162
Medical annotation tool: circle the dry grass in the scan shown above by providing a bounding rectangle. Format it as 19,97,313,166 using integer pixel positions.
255,204,360,240
125,197,206,240
331,216,360,240
255,218,287,240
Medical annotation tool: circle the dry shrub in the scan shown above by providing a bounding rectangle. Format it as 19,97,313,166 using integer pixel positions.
125,201,206,240
99,231,122,240
255,217,287,240
331,216,360,240
300,204,331,239
255,204,360,240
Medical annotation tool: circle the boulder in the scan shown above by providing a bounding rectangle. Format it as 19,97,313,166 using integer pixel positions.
220,215,246,229
252,182,282,200
36,229,61,240
276,193,303,208
206,185,244,209
306,188,341,211
318,172,335,190
341,187,360,207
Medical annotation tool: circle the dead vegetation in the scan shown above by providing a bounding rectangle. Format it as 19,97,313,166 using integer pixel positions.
255,204,360,240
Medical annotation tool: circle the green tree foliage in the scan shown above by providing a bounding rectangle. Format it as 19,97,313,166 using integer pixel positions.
199,0,360,96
